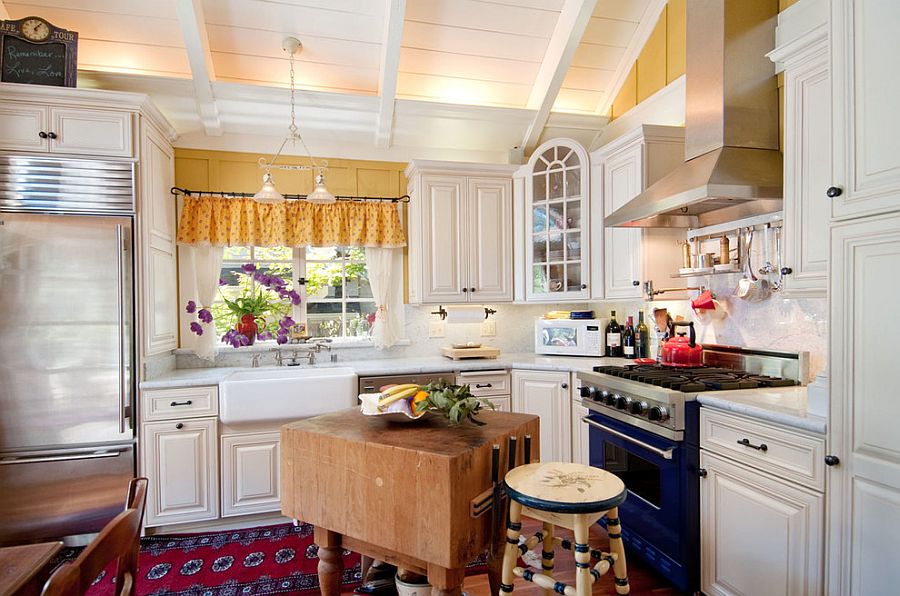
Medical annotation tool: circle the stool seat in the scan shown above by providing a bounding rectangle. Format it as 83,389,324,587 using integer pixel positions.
504,462,627,514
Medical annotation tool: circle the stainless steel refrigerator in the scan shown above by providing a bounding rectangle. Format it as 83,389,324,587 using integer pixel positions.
0,155,136,545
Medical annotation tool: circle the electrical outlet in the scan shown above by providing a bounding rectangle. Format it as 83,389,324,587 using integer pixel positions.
481,318,496,337
428,320,446,338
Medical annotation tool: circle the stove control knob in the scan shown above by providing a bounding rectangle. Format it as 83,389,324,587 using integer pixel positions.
606,393,619,406
579,386,593,399
630,400,649,415
615,395,632,410
648,406,669,422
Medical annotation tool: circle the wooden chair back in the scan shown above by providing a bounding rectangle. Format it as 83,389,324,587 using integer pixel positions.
41,477,148,596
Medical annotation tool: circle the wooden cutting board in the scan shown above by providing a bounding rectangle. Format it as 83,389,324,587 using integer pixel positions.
441,346,501,360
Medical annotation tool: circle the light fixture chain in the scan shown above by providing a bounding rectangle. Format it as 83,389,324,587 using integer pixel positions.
288,49,297,137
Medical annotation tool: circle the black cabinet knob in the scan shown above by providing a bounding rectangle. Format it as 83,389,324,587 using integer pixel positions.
38,131,48,139
581,284,587,289
825,455,840,466
48,131,57,139
561,383,568,390
698,468,708,478
781,267,793,275
175,423,184,430
826,186,843,198
632,280,640,286
470,287,476,293
461,288,468,293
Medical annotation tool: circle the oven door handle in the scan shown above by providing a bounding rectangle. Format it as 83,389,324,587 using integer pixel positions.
582,417,674,460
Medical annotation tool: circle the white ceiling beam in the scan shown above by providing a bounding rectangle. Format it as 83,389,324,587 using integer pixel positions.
521,0,597,153
594,0,667,116
0,2,10,20
175,0,223,136
374,0,406,148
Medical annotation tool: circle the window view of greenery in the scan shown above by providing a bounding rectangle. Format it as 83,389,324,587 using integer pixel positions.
213,245,374,340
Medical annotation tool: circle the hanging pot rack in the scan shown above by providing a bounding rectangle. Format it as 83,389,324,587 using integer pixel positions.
170,186,409,203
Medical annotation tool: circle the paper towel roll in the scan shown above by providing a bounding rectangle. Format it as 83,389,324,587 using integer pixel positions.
444,305,486,324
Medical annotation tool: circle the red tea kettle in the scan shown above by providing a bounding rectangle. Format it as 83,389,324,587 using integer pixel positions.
660,321,704,367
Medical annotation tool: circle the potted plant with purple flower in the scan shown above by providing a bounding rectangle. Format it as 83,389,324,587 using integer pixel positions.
185,263,302,348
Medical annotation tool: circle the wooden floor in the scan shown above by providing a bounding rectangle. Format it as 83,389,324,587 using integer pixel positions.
348,518,684,596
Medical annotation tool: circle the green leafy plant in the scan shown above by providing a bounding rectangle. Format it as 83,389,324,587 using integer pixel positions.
414,379,494,425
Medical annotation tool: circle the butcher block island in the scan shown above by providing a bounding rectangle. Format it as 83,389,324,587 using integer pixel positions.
281,409,541,596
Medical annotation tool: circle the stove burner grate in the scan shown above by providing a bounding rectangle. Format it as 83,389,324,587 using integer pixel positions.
592,364,797,392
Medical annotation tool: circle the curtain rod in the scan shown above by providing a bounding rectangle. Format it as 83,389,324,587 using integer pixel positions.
169,186,410,203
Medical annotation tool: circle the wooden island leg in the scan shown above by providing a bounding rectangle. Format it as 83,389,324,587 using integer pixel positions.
427,564,465,596
314,527,344,596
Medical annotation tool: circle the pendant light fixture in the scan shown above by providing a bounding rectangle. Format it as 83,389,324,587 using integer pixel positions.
253,37,336,204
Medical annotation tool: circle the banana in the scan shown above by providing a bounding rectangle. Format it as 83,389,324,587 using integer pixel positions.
380,383,420,396
378,387,420,407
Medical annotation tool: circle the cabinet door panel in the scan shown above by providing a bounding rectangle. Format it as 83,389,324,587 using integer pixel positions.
142,418,218,526
701,451,823,596
603,147,642,299
421,176,466,303
571,376,589,465
832,0,900,219
50,108,134,157
468,177,512,302
222,432,281,517
511,370,570,463
0,102,48,152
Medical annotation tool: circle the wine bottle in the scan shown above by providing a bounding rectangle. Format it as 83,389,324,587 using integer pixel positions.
605,311,622,357
623,316,636,359
636,310,650,358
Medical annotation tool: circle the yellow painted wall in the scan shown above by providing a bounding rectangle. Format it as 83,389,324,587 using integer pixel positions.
609,0,686,119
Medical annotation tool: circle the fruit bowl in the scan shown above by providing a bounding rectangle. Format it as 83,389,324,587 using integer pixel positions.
359,392,428,422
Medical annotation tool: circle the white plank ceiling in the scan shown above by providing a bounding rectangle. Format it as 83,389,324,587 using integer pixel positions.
3,0,664,161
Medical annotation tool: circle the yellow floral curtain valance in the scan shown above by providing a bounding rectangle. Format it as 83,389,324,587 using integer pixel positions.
176,196,406,248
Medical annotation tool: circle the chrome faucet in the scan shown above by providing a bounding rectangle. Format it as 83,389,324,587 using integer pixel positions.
251,354,261,368
286,349,315,366
270,348,285,367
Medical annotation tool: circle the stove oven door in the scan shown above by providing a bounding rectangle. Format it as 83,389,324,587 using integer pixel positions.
583,411,689,589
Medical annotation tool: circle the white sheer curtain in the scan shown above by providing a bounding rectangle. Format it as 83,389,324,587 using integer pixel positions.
366,247,404,350
179,245,223,361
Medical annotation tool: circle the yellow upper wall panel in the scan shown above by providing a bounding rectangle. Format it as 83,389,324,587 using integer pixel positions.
637,7,668,104
611,65,638,119
779,0,800,10
666,0,686,83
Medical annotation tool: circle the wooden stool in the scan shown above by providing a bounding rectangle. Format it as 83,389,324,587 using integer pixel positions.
499,462,629,596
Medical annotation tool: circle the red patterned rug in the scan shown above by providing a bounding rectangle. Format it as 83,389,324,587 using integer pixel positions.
54,522,487,595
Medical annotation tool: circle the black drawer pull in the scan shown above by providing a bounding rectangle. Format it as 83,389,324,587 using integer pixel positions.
825,455,840,466
47,131,57,139
38,131,48,139
737,438,768,451
175,423,184,430
475,383,493,388
170,400,193,407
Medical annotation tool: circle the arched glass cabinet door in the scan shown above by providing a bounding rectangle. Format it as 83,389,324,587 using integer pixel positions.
525,138,590,301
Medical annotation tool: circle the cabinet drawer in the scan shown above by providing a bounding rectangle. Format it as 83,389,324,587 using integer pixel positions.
142,386,218,421
478,396,511,412
701,408,825,491
457,371,510,397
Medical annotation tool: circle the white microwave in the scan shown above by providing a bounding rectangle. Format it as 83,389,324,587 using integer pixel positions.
534,318,608,356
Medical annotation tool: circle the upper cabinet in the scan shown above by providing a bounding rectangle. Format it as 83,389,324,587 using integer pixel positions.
406,161,517,304
830,0,900,220
524,139,591,302
590,125,686,300
769,1,830,298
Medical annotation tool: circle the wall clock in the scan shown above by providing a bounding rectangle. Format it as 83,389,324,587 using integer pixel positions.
0,16,78,87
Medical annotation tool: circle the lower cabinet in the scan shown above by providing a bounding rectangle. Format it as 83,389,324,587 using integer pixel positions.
221,432,281,517
142,417,219,527
570,375,589,465
511,370,571,463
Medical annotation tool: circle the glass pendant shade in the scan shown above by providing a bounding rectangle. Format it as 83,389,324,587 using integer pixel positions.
306,173,336,204
253,172,285,204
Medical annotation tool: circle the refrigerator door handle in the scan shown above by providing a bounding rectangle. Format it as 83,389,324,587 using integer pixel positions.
1,446,130,465
116,224,128,434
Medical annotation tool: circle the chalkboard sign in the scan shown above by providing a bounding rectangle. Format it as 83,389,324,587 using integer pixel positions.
0,17,77,87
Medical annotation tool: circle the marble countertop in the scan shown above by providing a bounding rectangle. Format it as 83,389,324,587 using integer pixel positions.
140,353,629,389
697,387,826,434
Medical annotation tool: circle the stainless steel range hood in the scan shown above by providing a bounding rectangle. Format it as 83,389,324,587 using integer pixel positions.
605,0,783,228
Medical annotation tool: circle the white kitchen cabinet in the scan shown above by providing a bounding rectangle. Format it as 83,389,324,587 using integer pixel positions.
480,396,511,412
830,0,900,221
142,417,219,527
511,370,570,463
139,121,178,355
570,374,589,465
406,161,517,304
523,139,591,301
700,450,824,596
769,2,830,297
589,125,686,300
221,431,281,517
0,99,134,157
828,212,900,595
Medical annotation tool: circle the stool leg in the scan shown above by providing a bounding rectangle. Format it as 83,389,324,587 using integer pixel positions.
573,515,592,596
500,500,523,594
540,522,555,596
606,507,629,594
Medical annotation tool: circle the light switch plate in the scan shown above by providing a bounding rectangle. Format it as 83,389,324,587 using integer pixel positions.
481,319,496,337
428,321,446,338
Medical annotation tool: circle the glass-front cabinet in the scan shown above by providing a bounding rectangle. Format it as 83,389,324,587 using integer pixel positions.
525,139,590,301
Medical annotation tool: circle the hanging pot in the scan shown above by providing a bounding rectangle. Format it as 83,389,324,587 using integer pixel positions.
660,321,704,367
